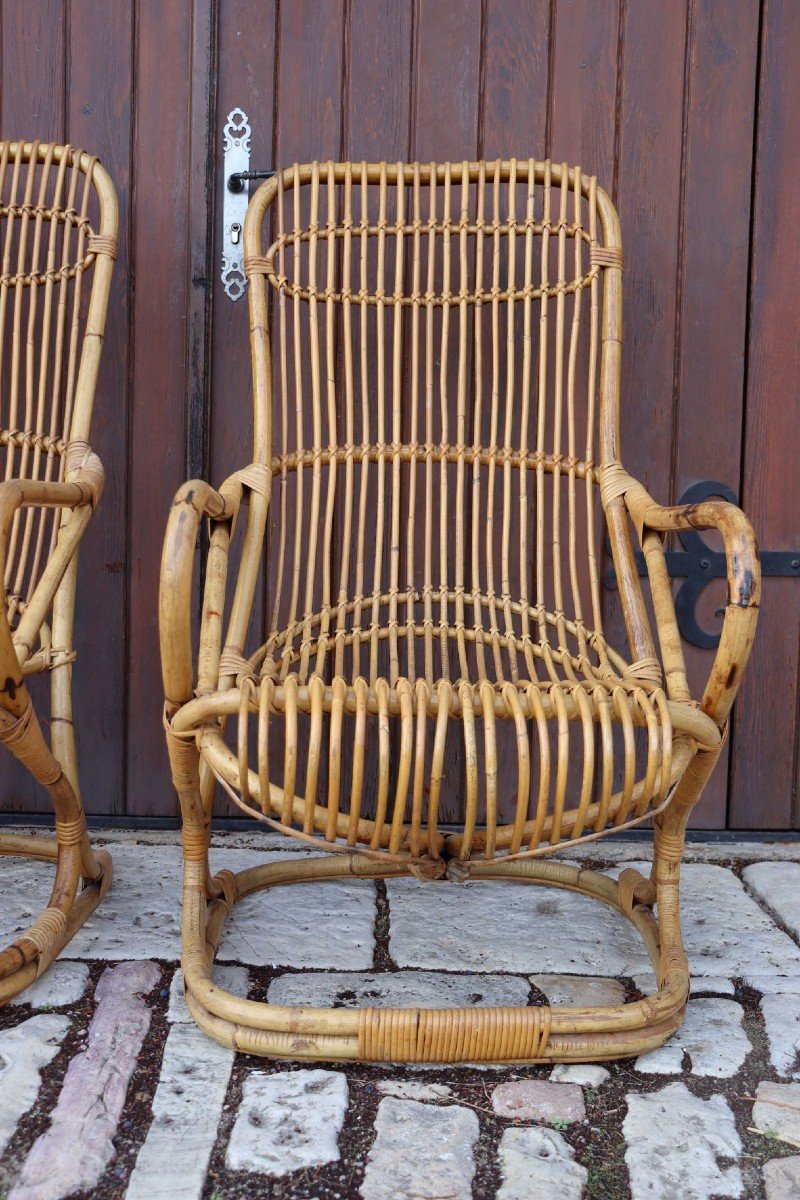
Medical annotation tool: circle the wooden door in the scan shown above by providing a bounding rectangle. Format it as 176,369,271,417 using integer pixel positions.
0,1,795,830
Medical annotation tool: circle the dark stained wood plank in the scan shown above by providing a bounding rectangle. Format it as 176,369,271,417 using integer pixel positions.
730,0,800,828
268,0,345,809
125,0,194,816
346,0,412,160
674,0,759,827
411,0,483,821
480,1,550,818
276,0,344,164
591,4,689,816
481,0,550,158
66,0,134,816
187,0,218,486
1,0,65,142
548,0,622,812
412,0,482,163
210,1,277,492
341,2,413,815
548,0,619,173
209,1,277,817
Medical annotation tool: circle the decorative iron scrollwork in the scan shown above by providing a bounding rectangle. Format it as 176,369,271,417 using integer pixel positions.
606,479,798,650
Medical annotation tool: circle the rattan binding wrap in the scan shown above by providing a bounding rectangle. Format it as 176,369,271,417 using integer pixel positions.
161,159,759,1062
0,143,117,1003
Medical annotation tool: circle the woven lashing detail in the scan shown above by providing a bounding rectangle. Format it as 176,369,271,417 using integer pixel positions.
657,946,689,989
24,907,68,977
590,243,623,269
219,649,257,681
0,702,62,785
217,463,271,520
623,657,663,684
618,867,656,917
181,825,210,861
229,463,270,496
244,254,271,278
654,827,685,862
163,708,200,794
86,233,117,259
64,439,104,507
0,429,64,454
359,1005,551,1063
55,815,87,847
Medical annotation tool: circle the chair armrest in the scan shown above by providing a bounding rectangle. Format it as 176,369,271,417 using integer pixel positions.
626,485,760,724
0,447,106,715
159,478,241,714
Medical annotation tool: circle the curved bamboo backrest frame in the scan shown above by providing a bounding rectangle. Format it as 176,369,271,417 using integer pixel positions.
242,160,655,685
0,142,117,627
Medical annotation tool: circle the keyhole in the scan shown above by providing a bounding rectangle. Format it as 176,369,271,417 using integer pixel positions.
231,222,241,245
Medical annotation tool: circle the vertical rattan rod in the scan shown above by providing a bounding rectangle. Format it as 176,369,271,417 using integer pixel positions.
313,163,340,680
388,162,405,687
500,158,519,683
368,163,388,686
470,162,488,683
453,162,469,682
334,163,355,680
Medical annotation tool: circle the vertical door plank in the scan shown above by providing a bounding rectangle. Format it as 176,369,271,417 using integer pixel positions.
275,1,344,164
210,2,277,491
342,2,413,815
412,0,482,163
411,0,483,821
548,0,621,809
66,0,134,816
347,0,412,160
731,0,800,828
209,2,277,815
605,3,687,810
481,0,550,158
674,0,759,826
125,0,194,815
548,0,619,174
268,0,345,809
480,0,550,817
1,0,65,141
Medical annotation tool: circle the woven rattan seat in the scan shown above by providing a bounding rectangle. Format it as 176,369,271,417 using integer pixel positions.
161,160,758,1062
0,143,117,1002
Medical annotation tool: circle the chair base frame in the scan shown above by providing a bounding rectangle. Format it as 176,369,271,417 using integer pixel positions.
180,842,691,1064
0,833,112,1004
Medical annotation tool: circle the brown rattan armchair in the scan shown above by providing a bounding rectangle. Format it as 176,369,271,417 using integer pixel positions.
161,160,758,1063
0,143,117,1003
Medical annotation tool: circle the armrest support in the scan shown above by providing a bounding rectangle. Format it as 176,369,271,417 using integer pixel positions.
627,486,760,724
0,447,106,715
159,479,239,714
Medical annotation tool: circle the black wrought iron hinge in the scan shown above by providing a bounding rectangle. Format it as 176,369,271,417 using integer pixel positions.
606,480,799,650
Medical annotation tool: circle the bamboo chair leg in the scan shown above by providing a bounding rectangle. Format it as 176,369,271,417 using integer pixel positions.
0,695,112,1004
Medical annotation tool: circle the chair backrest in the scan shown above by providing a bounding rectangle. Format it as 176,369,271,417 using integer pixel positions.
244,160,653,687
0,142,117,623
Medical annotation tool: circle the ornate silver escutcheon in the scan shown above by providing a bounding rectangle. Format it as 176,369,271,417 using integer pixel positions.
221,108,251,301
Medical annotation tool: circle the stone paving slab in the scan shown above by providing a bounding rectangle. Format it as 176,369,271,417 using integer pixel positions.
0,847,376,967
267,969,531,1008
387,876,653,975
2,836,800,1199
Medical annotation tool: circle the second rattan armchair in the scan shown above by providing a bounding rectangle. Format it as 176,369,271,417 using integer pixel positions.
161,159,758,1063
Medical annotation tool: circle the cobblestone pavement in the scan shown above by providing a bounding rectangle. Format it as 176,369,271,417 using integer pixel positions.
3,831,800,1199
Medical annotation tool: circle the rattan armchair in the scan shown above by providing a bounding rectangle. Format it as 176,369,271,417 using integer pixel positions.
161,160,758,1063
0,143,117,1003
